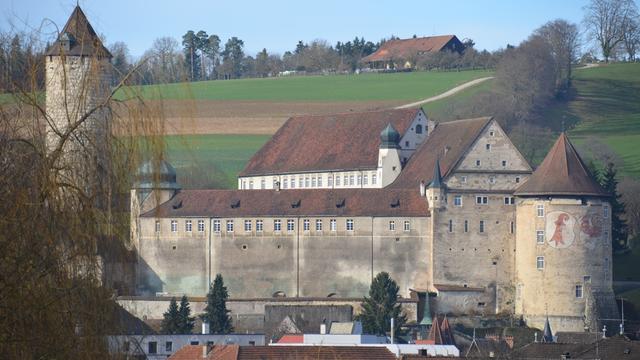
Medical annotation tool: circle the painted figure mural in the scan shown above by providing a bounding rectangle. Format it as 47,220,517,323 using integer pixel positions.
546,211,575,248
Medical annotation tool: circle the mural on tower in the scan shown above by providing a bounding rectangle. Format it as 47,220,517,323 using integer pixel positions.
579,213,604,250
546,211,576,248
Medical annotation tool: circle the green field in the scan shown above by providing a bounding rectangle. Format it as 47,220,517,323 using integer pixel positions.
127,69,492,101
164,134,269,189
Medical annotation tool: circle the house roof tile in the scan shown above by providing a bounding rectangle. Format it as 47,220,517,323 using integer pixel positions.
237,346,397,360
45,6,111,57
362,35,458,63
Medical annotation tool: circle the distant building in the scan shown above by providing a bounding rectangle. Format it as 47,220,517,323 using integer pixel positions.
362,35,465,70
169,344,398,360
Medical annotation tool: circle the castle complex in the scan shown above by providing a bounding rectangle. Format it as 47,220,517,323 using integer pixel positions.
48,7,618,334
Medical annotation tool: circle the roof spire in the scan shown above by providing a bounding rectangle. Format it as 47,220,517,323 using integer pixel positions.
429,158,442,188
542,317,554,343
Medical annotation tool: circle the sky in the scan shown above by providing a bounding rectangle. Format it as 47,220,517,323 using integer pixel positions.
0,0,614,58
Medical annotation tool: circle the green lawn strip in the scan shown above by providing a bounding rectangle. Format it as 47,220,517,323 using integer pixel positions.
421,78,494,121
119,69,493,102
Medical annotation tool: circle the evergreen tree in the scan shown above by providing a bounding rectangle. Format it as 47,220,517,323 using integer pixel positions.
201,274,233,334
177,295,195,334
356,272,406,336
602,162,628,249
182,30,201,81
160,297,181,334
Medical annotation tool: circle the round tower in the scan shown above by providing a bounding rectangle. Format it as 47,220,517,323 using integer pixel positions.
377,123,402,187
514,133,616,332
45,6,112,156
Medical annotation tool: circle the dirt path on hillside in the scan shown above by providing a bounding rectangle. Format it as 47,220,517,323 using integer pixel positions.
395,76,494,109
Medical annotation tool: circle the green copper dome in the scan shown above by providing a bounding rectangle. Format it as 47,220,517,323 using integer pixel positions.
134,159,180,190
380,123,400,149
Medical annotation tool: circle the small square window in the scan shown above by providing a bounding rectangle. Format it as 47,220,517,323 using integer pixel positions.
583,275,591,283
489,176,496,184
405,140,410,147
485,144,491,151
536,230,545,244
148,341,157,354
461,176,467,183
504,197,515,205
476,160,481,167
404,220,410,232
490,131,495,136
536,256,545,270
165,341,173,352
515,176,521,183
476,196,488,205
454,195,463,207
502,160,507,167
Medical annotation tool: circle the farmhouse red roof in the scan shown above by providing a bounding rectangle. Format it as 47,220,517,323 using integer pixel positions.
45,6,111,57
239,108,421,176
514,133,608,197
169,345,238,360
237,346,397,360
389,117,493,189
142,188,429,218
362,35,457,63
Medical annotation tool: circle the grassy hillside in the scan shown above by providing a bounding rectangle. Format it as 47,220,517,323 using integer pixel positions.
128,69,492,101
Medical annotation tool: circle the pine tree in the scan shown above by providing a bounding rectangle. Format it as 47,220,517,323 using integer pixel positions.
177,295,195,334
602,162,628,250
160,297,181,334
201,274,233,334
356,272,406,336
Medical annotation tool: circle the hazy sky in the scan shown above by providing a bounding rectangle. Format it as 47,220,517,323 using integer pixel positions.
0,0,625,57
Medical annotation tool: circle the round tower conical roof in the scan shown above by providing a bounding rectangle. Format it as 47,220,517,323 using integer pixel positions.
134,159,180,190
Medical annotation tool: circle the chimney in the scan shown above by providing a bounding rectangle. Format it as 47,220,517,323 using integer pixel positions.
202,322,210,334
419,180,426,197
202,345,207,358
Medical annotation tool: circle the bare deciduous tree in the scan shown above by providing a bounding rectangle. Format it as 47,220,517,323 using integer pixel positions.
621,15,640,61
534,19,580,92
583,0,639,62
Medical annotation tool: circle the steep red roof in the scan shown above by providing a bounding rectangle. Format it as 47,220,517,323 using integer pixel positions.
515,133,608,197
143,188,429,218
276,334,304,344
45,6,111,57
239,108,421,176
389,117,493,189
238,346,396,360
362,35,459,63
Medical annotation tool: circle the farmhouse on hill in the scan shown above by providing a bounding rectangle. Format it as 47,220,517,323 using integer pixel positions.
361,35,465,70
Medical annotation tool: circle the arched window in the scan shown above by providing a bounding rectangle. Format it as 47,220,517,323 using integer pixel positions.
416,124,423,134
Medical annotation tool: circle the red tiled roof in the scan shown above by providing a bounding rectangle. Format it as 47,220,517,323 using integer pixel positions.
238,346,397,360
514,133,609,197
389,117,493,189
427,315,456,346
169,345,239,360
239,108,422,177
362,35,458,63
142,188,429,218
277,334,304,344
45,6,111,57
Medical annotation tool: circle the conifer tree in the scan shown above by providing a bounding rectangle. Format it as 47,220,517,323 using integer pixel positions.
201,274,233,334
160,297,181,334
357,272,406,336
602,162,628,250
177,295,195,334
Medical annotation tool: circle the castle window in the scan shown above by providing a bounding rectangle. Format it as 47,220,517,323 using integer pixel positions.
357,175,362,185
165,341,173,352
290,176,296,188
489,176,496,184
261,179,266,189
537,204,545,217
346,219,354,231
316,219,323,231
148,341,157,354
336,176,341,187
287,219,295,232
389,221,396,231
490,131,495,136
256,220,263,232
405,140,410,147
372,174,377,185
404,220,411,232
575,285,583,298
479,220,485,233
515,176,521,183
476,196,488,205
536,256,545,270
485,144,491,151
464,220,469,233
299,178,304,188
349,175,355,186
536,230,545,244
454,195,462,207
461,176,467,183
213,220,221,233
155,220,161,233
249,180,254,189
510,221,515,234
171,220,178,233
274,219,282,232
185,220,192,232
303,219,310,231
330,219,337,231
198,220,205,232
502,160,507,167
328,176,333,187
448,220,454,233
363,175,368,185
244,220,252,232
283,179,288,189
311,177,317,187
604,205,609,218
584,275,591,283
226,220,234,233
476,160,481,167
416,124,423,134
504,197,515,205
318,176,323,187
